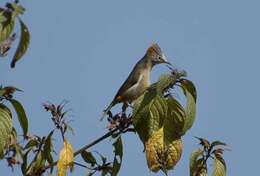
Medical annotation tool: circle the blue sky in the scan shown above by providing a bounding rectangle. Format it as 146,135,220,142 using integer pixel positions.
1,0,260,175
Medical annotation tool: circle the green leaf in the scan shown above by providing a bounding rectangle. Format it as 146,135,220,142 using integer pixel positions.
21,149,30,175
133,92,167,143
0,12,7,23
0,103,13,158
212,155,226,176
33,151,45,173
180,79,197,134
0,12,15,43
43,131,54,173
189,148,203,176
81,150,97,166
9,3,25,17
11,19,30,68
112,137,123,176
154,74,177,94
9,99,28,137
24,139,38,150
165,97,185,140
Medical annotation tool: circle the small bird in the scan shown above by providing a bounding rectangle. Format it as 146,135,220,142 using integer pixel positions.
102,43,171,118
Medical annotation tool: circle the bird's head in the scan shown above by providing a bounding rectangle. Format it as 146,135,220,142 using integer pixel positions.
145,43,171,66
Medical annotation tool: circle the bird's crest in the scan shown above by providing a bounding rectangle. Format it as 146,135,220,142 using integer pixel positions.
146,43,162,57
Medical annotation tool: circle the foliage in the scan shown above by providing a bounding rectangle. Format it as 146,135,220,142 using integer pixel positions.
189,137,228,176
57,139,74,176
0,0,30,68
132,69,197,173
0,1,229,176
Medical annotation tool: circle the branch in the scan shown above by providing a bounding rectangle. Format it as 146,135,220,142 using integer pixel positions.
43,127,121,171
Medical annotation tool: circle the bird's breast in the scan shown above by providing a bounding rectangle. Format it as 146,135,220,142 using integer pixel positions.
122,70,151,102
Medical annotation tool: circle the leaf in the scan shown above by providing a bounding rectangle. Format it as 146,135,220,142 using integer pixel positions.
190,158,208,176
43,131,54,173
145,128,183,172
212,155,226,176
165,97,185,139
9,99,28,137
195,137,211,149
112,137,123,176
21,149,30,175
24,139,38,150
210,141,227,151
0,12,15,43
0,103,13,158
154,74,177,94
81,150,96,166
0,86,22,96
33,151,45,173
189,148,203,176
57,139,74,176
11,18,30,68
0,12,6,23
9,3,25,17
133,78,185,173
133,92,167,143
180,79,197,134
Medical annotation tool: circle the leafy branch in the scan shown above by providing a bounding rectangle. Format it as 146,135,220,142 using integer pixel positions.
189,137,228,176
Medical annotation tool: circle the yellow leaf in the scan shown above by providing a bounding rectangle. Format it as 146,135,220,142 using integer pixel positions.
145,128,182,172
57,139,74,176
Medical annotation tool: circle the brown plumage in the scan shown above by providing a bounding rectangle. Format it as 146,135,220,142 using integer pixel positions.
102,43,171,118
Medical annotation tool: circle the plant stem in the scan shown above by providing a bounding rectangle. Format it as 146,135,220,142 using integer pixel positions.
43,127,118,171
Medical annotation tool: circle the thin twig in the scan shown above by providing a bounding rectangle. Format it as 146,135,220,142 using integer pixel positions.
43,127,119,171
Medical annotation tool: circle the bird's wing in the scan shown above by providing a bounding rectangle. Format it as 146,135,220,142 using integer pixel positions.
101,66,141,120
113,63,142,101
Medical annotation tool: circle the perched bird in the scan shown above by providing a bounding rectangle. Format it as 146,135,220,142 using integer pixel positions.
102,43,171,118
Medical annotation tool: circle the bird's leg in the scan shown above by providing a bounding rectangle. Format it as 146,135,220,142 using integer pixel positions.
122,102,129,113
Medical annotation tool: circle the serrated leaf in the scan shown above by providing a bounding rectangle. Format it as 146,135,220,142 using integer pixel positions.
57,139,74,176
81,150,96,166
0,103,13,158
11,19,30,68
112,137,123,176
212,155,226,176
180,79,197,134
9,99,28,137
189,148,203,176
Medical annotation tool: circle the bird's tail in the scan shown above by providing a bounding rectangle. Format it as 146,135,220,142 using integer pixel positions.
100,101,116,121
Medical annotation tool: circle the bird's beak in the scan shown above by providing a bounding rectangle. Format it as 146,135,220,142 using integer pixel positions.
161,53,172,65
164,61,172,65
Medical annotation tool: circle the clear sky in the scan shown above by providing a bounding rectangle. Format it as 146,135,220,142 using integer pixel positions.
1,0,259,175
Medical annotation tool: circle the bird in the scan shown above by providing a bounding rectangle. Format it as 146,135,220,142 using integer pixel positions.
102,43,171,119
